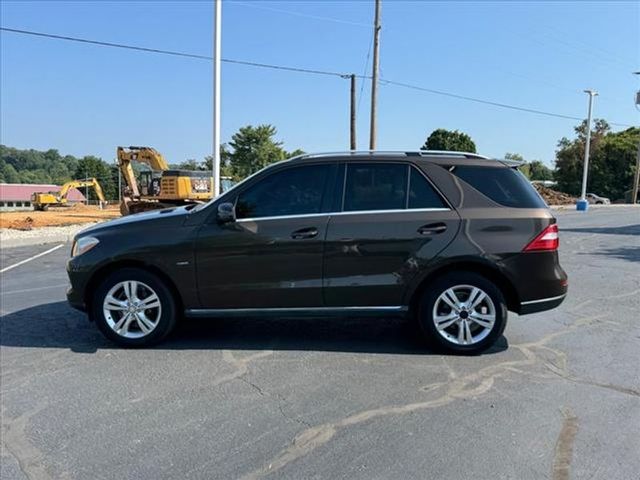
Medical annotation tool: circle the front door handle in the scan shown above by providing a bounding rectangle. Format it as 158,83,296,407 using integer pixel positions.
291,227,318,240
417,223,447,235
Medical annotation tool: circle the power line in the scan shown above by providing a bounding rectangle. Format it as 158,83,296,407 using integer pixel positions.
357,28,374,113
229,1,372,28
1,26,633,128
379,78,633,128
0,27,350,78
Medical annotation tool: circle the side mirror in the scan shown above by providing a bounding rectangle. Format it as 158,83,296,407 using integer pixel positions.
217,202,236,223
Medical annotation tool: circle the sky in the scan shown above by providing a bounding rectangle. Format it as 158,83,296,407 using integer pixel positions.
1,0,639,167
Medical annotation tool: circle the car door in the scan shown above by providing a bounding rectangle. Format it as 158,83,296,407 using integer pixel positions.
194,162,336,309
323,162,460,307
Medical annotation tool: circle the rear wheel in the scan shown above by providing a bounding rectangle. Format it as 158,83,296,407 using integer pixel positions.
417,272,507,354
91,268,177,347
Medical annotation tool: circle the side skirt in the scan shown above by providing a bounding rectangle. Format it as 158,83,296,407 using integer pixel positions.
184,306,409,319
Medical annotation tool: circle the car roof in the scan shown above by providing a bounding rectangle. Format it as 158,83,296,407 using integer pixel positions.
285,151,518,168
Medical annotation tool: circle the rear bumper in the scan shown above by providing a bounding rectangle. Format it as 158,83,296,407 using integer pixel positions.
519,292,567,315
500,250,568,315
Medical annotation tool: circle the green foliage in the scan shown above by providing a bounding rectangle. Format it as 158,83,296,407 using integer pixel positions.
0,145,118,200
74,156,118,201
528,161,554,181
421,129,476,153
217,125,303,181
505,153,553,181
554,120,637,200
228,125,286,179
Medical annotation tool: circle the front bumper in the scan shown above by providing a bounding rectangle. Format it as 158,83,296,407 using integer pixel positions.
66,257,90,312
66,285,86,312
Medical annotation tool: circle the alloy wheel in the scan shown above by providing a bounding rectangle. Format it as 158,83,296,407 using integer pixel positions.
102,280,162,339
432,284,496,346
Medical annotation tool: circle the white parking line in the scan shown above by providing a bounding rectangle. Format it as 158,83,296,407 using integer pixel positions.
1,285,64,295
0,244,65,273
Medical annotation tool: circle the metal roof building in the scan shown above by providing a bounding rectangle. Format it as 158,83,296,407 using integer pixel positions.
0,183,86,211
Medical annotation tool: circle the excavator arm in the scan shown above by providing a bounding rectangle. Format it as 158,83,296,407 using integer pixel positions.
32,178,106,211
58,178,104,202
117,146,170,199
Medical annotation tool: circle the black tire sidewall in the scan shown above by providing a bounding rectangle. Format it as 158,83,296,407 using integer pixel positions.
91,268,177,347
418,272,507,354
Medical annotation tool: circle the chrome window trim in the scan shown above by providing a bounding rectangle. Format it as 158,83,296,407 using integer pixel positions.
520,293,567,305
235,207,451,223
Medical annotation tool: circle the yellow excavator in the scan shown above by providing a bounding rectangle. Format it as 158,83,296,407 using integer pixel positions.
117,146,213,215
31,178,106,211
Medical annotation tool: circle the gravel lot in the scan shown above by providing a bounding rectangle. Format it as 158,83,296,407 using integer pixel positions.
1,207,639,480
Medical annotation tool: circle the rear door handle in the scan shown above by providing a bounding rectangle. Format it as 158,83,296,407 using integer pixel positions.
417,223,447,235
291,227,318,240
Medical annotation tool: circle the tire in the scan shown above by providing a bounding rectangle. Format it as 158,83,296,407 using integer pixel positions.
91,268,178,347
417,271,507,355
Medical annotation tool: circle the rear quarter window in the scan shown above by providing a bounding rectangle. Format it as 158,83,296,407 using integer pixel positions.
450,165,547,209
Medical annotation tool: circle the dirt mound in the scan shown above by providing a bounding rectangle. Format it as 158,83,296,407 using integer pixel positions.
7,216,35,231
534,184,576,205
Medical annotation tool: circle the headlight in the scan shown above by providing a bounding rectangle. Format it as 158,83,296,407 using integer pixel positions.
72,236,100,257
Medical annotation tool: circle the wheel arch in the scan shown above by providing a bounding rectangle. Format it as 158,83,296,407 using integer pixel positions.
407,260,520,315
84,260,183,313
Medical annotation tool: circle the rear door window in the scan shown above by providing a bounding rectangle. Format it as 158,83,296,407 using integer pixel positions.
450,165,546,208
408,167,448,209
343,163,407,211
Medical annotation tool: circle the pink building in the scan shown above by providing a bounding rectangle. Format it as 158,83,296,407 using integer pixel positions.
0,183,86,211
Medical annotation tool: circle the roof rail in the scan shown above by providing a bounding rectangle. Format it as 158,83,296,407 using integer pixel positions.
293,150,489,160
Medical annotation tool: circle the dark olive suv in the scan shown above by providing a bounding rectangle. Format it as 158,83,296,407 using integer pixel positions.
67,151,568,354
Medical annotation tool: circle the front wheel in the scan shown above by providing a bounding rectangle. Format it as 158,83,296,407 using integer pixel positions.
417,272,507,354
91,268,177,347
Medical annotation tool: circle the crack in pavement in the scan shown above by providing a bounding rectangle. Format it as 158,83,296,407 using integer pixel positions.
238,377,312,429
238,311,613,480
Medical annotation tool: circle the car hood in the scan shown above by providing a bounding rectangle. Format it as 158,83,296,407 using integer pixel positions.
77,206,192,237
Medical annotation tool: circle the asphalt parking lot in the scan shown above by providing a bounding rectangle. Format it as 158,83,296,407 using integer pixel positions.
1,207,639,480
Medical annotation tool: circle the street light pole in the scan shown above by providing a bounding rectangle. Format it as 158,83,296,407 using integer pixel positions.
577,89,598,211
350,74,357,150
212,0,222,197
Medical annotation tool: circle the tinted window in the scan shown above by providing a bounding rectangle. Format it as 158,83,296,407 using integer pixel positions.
451,165,546,208
236,164,329,219
409,167,447,209
343,163,407,211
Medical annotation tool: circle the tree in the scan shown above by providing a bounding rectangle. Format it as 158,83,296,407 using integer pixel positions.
554,120,638,200
227,125,287,179
205,125,303,181
528,161,553,181
74,156,117,201
421,129,476,153
504,153,553,181
0,160,21,183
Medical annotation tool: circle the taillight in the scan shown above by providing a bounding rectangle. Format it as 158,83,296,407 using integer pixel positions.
523,224,559,252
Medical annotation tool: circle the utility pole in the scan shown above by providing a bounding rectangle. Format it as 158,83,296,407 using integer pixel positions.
369,0,381,150
577,89,598,211
350,74,357,150
212,0,222,197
